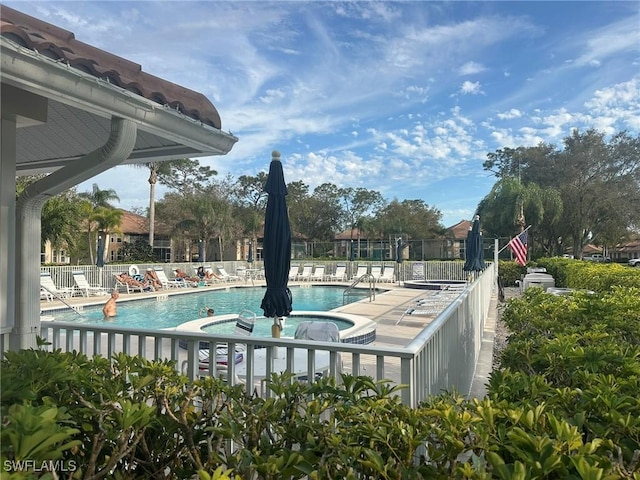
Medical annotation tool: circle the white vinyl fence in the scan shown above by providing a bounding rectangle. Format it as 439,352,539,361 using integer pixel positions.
34,261,496,406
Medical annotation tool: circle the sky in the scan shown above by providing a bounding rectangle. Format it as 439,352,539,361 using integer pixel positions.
6,1,640,227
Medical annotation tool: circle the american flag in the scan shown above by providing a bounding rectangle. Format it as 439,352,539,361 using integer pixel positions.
508,230,528,266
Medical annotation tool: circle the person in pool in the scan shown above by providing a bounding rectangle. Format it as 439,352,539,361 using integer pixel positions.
199,306,215,317
103,290,119,318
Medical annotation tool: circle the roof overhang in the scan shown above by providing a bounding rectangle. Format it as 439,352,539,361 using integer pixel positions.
1,36,238,175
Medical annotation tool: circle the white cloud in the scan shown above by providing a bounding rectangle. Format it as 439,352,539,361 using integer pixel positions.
460,81,482,95
458,61,486,75
496,109,522,120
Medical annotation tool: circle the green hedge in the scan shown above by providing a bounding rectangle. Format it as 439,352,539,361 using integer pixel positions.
492,286,640,476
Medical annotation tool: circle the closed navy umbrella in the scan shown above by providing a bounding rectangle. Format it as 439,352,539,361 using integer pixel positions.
96,235,105,268
395,238,403,284
247,241,254,263
463,215,485,273
395,238,403,264
198,240,204,262
260,151,292,338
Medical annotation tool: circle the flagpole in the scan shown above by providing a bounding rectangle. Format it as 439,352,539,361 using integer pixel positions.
498,224,532,254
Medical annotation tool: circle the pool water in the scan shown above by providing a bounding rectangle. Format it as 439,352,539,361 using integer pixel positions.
48,286,366,329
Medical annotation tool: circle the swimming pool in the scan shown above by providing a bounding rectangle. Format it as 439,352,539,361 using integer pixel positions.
176,311,377,345
44,285,370,329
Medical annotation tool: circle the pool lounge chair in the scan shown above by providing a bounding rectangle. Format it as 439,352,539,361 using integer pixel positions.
288,264,300,281
40,272,74,298
72,271,108,297
294,321,340,342
216,266,241,282
40,288,54,302
395,292,456,325
350,264,368,281
204,267,224,284
370,265,383,281
310,265,326,282
294,321,342,378
395,305,446,325
153,268,185,288
378,265,395,283
296,264,313,281
328,263,347,282
114,273,153,294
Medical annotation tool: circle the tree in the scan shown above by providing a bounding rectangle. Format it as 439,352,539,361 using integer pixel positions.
481,130,640,257
132,161,174,248
374,199,443,239
79,183,119,208
289,183,343,242
156,159,218,195
40,193,83,261
232,173,269,244
17,176,85,264
92,207,124,261
338,187,385,234
78,183,121,263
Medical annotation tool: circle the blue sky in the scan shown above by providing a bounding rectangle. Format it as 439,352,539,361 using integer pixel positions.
8,1,640,227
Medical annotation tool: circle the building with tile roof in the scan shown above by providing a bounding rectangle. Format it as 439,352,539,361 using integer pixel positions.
1,5,238,349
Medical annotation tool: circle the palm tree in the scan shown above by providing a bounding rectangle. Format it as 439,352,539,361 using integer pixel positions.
79,184,120,263
92,207,124,263
134,162,159,247
41,194,82,262
80,183,120,208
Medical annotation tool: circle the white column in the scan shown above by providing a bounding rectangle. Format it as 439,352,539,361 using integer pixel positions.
0,117,17,348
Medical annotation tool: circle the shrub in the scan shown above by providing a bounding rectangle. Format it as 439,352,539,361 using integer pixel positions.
498,260,526,286
491,286,640,472
566,262,640,292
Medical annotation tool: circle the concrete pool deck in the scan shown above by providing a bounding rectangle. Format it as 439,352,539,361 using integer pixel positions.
40,279,497,398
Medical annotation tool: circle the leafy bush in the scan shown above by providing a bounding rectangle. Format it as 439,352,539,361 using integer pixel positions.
498,260,526,286
533,257,575,288
566,262,640,292
491,286,640,473
3,344,640,478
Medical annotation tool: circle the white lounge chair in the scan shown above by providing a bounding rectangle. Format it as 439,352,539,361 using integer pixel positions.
216,266,241,282
72,271,108,297
114,273,152,294
294,321,340,342
328,264,347,282
395,305,446,325
40,288,54,302
350,264,368,280
296,264,313,281
395,293,455,325
378,266,395,283
288,264,300,281
370,265,383,281
204,266,224,284
154,268,185,288
310,265,326,282
294,321,342,379
40,272,74,298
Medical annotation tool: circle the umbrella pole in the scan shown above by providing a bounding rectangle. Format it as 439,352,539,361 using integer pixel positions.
272,317,283,357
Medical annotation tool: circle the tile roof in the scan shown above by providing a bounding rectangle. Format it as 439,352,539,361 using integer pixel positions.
119,210,170,236
446,220,472,240
1,5,222,129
